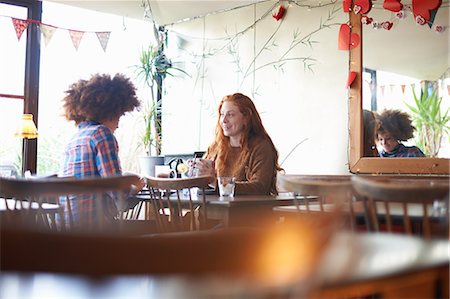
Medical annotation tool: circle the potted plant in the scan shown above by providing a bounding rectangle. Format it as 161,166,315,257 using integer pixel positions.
133,39,188,176
405,86,450,157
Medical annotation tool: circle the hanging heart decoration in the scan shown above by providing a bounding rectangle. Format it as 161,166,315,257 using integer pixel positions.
381,21,394,30
338,24,360,50
412,0,441,26
361,16,373,24
347,71,357,88
342,0,352,12
383,0,403,12
272,5,286,21
354,0,373,14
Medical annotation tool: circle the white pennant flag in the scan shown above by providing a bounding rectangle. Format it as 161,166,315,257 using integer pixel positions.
40,24,57,46
95,31,111,52
69,30,84,51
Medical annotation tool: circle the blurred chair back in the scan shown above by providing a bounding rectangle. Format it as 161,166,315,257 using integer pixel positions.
277,175,361,231
143,175,212,232
0,174,141,233
351,176,449,239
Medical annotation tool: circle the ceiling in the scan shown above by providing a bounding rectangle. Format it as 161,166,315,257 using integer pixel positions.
44,0,449,80
44,0,264,26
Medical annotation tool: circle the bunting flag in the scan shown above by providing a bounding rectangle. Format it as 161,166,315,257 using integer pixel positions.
11,18,28,41
447,84,450,96
380,85,385,96
96,31,111,52
401,84,406,94
69,30,84,50
4,16,111,51
40,24,57,46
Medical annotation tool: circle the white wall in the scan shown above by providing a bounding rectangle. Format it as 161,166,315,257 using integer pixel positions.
161,1,350,174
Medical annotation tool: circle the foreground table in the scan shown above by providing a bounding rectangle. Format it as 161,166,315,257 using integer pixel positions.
1,232,448,299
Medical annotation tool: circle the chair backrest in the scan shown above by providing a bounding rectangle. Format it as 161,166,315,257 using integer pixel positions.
351,175,449,239
0,174,141,233
143,175,213,233
277,175,360,231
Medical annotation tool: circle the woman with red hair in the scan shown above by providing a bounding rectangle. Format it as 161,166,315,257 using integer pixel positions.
196,93,282,195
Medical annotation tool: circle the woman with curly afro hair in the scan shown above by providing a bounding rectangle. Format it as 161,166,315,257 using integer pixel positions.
59,73,142,224
376,109,425,158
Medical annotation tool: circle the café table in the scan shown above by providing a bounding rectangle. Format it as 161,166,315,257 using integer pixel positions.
131,190,317,227
274,200,449,236
1,232,448,299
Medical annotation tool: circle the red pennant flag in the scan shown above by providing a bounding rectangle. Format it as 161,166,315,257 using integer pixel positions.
69,30,84,50
96,31,111,52
11,18,28,41
401,85,406,94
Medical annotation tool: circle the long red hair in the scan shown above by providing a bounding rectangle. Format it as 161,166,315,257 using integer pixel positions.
206,93,282,177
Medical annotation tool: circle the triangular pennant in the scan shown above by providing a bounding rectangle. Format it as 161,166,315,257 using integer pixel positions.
447,84,450,96
380,85,385,96
401,85,406,94
40,24,57,47
95,31,111,52
389,84,395,93
69,30,84,50
11,18,28,41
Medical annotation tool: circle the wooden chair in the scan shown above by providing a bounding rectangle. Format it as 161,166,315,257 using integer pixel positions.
276,175,362,232
0,174,143,233
142,175,213,232
351,175,449,239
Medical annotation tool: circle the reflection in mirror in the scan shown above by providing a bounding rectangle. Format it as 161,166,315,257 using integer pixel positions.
362,3,450,159
348,2,450,174
362,1,450,158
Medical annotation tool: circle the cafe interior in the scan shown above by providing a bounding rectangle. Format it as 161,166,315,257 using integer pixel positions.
1,0,449,298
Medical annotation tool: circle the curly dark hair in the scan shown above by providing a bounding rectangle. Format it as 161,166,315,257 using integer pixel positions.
62,73,140,123
377,109,416,141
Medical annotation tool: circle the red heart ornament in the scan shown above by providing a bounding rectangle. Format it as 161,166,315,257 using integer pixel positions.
412,0,441,25
338,24,360,50
343,0,352,12
383,0,403,12
354,0,373,14
347,71,357,88
272,5,286,21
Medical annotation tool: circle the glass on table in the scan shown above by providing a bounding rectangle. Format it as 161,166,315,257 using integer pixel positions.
186,158,214,177
217,176,236,197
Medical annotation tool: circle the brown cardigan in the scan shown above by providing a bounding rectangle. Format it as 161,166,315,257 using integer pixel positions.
210,137,278,195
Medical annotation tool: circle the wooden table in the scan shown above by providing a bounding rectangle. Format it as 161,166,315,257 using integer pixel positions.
131,192,315,227
1,232,448,299
274,201,449,235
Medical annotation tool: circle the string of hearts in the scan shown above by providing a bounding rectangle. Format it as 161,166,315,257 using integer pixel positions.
344,0,446,32
339,0,447,88
6,16,111,52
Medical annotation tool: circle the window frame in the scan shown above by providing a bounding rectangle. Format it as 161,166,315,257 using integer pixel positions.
1,0,41,174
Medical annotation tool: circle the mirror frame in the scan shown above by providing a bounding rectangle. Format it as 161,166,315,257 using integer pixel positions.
348,12,450,175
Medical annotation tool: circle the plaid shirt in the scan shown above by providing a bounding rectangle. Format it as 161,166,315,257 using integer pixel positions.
59,121,122,227
380,143,426,158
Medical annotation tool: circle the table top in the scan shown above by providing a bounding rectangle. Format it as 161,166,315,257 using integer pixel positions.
1,232,448,299
273,201,447,218
132,191,317,208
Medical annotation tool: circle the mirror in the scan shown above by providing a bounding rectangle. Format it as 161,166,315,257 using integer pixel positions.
348,5,450,175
